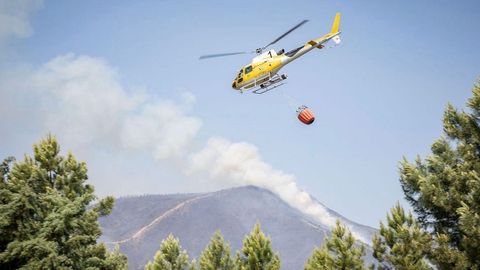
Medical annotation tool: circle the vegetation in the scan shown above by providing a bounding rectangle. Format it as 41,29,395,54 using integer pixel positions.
145,234,190,270
398,82,480,268
147,224,280,270
304,220,368,270
234,223,280,270
0,135,127,269
324,82,480,269
198,231,234,270
372,204,431,270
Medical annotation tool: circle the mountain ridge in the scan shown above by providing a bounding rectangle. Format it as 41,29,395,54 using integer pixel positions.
99,185,375,269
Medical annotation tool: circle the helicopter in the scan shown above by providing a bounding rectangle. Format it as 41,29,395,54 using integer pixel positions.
200,13,341,94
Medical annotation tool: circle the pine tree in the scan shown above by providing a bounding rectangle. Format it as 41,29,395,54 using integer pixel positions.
304,220,368,270
106,245,129,270
235,223,280,270
199,231,234,270
190,259,198,270
372,204,432,270
399,82,480,268
0,135,127,269
145,234,190,270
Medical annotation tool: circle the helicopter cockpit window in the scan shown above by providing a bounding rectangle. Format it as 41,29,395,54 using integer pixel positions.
245,66,253,74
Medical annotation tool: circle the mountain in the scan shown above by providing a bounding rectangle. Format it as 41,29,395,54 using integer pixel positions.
99,186,376,269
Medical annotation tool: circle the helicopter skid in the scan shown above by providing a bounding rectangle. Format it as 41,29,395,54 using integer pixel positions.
249,73,287,94
252,82,286,94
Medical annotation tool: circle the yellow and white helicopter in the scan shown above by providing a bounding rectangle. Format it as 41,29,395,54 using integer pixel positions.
200,13,341,94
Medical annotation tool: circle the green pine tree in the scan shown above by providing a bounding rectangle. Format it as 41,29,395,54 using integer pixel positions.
372,204,432,270
0,134,127,269
190,259,198,270
304,220,368,270
145,234,190,270
235,223,280,270
106,245,129,270
199,231,234,270
399,82,480,268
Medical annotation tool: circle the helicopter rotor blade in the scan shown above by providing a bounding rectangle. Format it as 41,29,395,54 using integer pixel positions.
199,19,308,59
261,19,309,51
199,51,254,60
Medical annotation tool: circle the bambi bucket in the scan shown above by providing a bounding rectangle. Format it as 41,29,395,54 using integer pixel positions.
297,106,315,125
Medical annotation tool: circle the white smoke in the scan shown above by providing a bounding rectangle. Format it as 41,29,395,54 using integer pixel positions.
187,137,368,243
121,99,201,160
188,138,337,228
1,54,201,160
31,54,138,147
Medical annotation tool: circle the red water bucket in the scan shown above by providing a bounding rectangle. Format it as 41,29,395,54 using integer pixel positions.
297,106,315,125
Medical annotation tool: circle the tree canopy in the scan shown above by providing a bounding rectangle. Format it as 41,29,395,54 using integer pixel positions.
372,204,432,270
400,83,480,268
235,223,280,270
199,231,234,270
305,220,368,270
145,234,190,270
0,135,127,269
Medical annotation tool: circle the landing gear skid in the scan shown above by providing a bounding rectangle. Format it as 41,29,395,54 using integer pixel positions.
240,73,287,94
253,82,286,94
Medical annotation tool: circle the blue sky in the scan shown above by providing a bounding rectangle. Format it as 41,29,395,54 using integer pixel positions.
1,0,479,229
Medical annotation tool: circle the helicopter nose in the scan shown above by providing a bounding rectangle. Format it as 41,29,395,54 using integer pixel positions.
232,81,237,89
